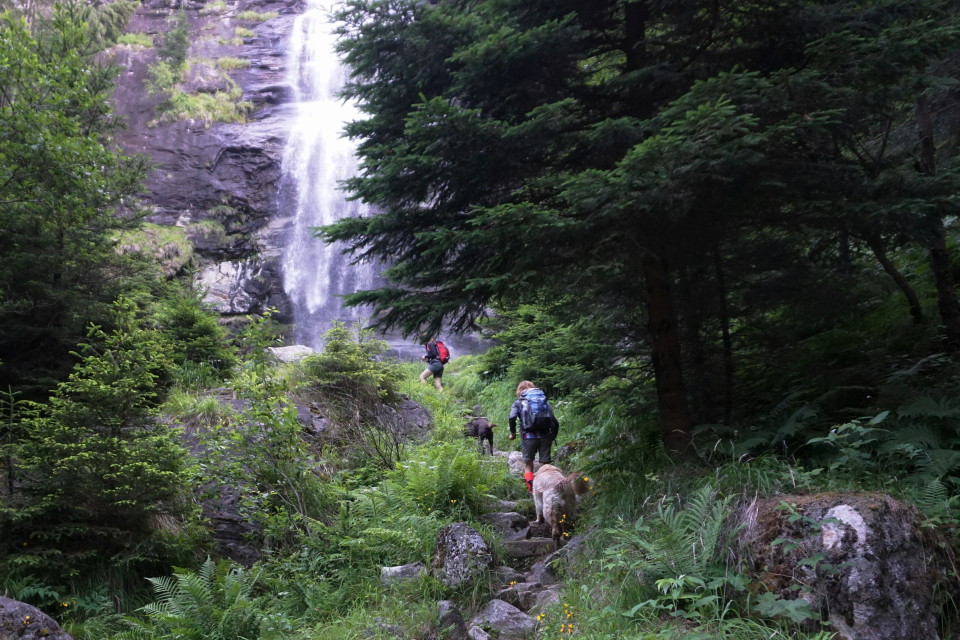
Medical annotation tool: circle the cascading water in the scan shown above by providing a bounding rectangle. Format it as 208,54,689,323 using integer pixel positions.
279,0,482,358
280,0,376,349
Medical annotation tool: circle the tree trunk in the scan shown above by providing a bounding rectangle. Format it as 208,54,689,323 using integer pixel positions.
713,246,734,425
916,92,960,346
677,265,710,425
864,235,924,324
641,252,694,457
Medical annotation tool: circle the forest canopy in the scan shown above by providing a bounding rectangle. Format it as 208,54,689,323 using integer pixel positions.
324,0,960,454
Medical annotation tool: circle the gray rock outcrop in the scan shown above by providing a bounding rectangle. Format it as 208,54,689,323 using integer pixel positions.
110,0,298,321
734,492,949,640
431,522,494,588
0,597,72,640
468,599,536,639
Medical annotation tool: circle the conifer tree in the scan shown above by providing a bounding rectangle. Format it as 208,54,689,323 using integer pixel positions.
327,0,960,454
0,7,149,397
0,299,190,580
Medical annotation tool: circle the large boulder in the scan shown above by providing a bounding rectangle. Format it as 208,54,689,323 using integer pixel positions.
431,522,494,588
0,597,72,640
734,492,950,640
468,600,536,639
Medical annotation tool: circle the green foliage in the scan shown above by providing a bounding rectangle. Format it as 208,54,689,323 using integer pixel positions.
153,85,253,125
389,442,490,518
114,558,282,640
152,284,237,383
479,302,619,399
216,56,250,70
192,312,331,548
199,0,227,16
292,322,407,469
235,10,277,21
117,32,154,48
116,222,195,279
0,298,193,582
146,59,182,93
158,10,190,66
603,485,733,583
87,0,139,48
0,6,151,397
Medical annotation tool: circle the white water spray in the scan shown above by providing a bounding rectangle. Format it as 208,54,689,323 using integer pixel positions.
280,0,375,348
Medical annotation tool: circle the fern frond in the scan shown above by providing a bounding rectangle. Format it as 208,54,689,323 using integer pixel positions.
897,396,960,419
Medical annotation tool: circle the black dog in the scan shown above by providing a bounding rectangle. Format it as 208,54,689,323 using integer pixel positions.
464,417,495,455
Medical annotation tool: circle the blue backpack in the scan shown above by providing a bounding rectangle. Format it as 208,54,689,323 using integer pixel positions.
521,389,558,436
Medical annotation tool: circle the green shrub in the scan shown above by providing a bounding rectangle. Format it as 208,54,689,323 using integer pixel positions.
146,59,183,94
117,32,153,47
199,0,227,15
389,442,489,518
158,10,190,66
217,56,250,70
152,285,237,381
292,322,406,469
0,298,192,583
235,10,277,21
153,89,253,125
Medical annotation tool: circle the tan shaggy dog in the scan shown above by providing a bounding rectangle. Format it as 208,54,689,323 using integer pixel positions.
531,464,591,547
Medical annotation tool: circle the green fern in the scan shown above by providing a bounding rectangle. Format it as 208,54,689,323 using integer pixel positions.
603,484,734,581
116,558,273,640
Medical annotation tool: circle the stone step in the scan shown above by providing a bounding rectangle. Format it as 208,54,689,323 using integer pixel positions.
502,537,556,558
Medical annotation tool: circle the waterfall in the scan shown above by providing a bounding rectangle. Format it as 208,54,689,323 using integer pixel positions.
279,0,482,359
280,0,375,349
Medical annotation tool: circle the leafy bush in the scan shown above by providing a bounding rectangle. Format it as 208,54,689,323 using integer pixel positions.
199,0,227,15
292,322,407,469
158,10,190,66
146,59,182,94
389,442,490,518
0,298,193,582
152,284,237,383
216,56,250,70
153,88,253,125
192,312,332,548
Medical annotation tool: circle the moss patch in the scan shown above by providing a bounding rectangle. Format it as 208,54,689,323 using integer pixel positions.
116,223,194,275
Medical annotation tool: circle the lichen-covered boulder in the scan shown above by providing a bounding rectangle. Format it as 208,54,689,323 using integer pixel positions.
431,522,494,588
468,600,536,639
380,561,427,587
268,344,315,363
734,492,949,640
0,597,72,640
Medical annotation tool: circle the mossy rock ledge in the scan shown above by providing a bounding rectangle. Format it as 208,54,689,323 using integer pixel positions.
732,492,954,640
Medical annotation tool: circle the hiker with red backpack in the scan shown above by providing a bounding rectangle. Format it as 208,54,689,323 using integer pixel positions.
419,340,450,391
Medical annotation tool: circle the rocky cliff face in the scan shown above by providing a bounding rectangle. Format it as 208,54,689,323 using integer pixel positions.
109,0,301,322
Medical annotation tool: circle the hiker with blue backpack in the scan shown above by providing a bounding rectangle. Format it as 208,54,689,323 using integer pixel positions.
508,380,559,492
419,340,450,391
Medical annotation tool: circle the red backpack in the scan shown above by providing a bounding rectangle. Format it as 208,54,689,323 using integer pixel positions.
436,341,450,364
